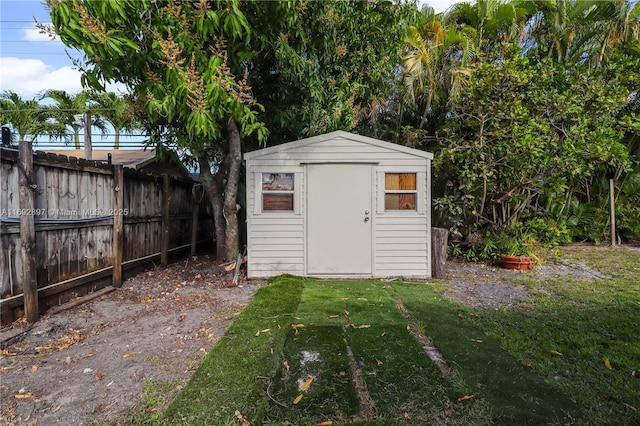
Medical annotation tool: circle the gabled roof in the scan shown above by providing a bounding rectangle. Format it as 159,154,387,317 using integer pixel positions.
244,130,434,160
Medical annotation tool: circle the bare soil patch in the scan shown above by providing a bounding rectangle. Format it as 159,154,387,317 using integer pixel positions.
443,257,609,310
1,256,263,426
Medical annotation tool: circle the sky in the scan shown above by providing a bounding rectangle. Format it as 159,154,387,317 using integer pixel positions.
0,0,463,146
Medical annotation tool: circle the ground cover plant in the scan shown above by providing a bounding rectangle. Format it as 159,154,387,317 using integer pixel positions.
156,245,639,425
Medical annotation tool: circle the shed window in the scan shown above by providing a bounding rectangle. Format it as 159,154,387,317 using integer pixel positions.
262,173,294,211
385,173,417,210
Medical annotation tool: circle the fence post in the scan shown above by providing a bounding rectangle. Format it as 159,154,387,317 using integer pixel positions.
161,174,170,266
112,165,124,287
19,141,38,323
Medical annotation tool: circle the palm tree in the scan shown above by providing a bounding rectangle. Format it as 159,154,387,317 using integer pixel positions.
39,90,108,149
446,0,528,60
0,91,66,144
518,0,637,67
91,92,138,149
402,6,476,131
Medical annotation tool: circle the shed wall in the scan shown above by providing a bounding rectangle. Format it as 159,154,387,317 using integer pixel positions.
246,134,431,279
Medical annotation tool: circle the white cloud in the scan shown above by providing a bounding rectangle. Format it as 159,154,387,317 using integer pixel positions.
0,57,128,98
22,25,60,43
0,57,83,97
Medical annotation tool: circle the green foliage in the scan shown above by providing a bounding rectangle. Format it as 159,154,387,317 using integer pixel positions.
435,54,637,245
48,0,268,155
265,0,416,139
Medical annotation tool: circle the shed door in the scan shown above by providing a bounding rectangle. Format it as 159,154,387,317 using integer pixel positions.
307,164,372,274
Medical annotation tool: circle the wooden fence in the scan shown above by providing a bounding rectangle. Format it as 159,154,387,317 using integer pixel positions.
0,143,213,325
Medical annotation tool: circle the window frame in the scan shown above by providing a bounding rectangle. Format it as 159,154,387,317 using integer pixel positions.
378,170,424,214
253,168,302,215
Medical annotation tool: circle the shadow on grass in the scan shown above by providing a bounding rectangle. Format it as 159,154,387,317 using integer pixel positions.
393,282,580,425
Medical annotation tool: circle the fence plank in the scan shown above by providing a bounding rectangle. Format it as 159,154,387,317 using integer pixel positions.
161,174,169,266
19,141,38,323
112,165,124,287
190,202,199,257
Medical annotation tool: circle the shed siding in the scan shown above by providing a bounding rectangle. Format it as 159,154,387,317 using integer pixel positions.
246,132,432,279
246,163,305,277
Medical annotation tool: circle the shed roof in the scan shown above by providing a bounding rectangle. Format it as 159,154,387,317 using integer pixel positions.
244,130,434,160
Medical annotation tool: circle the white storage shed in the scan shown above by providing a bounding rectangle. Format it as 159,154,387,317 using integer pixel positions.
244,130,433,279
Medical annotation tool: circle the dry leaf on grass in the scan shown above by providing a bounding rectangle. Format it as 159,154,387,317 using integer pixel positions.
457,395,474,402
300,377,314,391
293,394,303,404
235,410,250,426
604,358,613,370
352,324,371,329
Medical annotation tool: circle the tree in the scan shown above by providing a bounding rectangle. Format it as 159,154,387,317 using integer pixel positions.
446,0,528,60
39,89,108,149
0,91,66,144
519,0,639,67
247,0,417,141
92,92,138,149
48,0,269,262
402,6,476,137
436,57,635,243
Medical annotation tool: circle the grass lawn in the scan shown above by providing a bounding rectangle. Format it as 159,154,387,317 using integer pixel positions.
152,245,639,425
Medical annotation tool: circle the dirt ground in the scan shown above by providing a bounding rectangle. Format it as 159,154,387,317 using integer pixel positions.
0,254,609,426
1,256,264,426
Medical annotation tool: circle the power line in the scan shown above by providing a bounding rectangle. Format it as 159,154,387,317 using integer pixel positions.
0,108,123,112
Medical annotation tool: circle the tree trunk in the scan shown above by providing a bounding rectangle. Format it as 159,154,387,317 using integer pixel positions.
224,117,242,262
198,155,226,262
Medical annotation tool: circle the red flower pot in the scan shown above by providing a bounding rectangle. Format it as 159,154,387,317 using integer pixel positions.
500,254,535,270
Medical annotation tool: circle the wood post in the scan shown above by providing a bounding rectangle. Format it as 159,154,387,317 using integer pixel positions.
610,178,616,247
19,141,38,323
112,165,124,287
190,201,199,257
83,112,92,160
161,174,170,266
431,227,449,279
